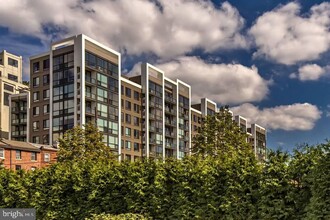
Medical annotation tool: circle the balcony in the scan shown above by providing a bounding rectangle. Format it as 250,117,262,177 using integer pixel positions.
165,96,176,104
85,92,96,100
165,142,176,149
85,107,96,115
165,107,176,115
165,131,175,138
85,76,96,84
165,119,176,127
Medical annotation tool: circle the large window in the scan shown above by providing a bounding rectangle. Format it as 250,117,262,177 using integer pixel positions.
97,73,107,88
109,121,118,135
97,103,108,117
43,89,50,99
8,74,18,82
125,87,131,98
33,77,39,87
97,88,108,102
4,84,14,92
43,119,49,129
16,150,21,160
8,58,18,67
33,121,39,131
43,74,50,85
33,106,39,116
108,136,118,149
43,59,50,70
33,92,39,102
33,62,40,72
53,100,74,116
125,127,131,137
31,152,37,161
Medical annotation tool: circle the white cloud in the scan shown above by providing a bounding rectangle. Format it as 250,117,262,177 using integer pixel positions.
250,2,330,65
297,64,327,81
290,64,330,81
0,0,247,58
231,103,322,131
128,56,269,105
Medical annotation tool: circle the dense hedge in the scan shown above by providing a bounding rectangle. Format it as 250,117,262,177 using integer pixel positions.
0,143,329,219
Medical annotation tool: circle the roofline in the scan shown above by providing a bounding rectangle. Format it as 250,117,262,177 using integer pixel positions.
121,77,142,89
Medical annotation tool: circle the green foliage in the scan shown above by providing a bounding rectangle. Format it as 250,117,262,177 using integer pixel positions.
85,213,149,220
0,117,329,219
57,123,116,162
192,106,251,159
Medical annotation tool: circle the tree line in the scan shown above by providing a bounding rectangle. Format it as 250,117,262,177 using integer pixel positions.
0,108,329,219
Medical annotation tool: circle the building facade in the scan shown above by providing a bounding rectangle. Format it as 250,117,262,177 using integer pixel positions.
0,50,28,139
0,139,57,171
9,34,267,161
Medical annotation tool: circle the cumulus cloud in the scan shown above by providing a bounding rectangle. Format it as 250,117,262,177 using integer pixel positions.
250,2,330,65
290,64,329,81
128,56,269,105
231,103,322,131
0,0,247,58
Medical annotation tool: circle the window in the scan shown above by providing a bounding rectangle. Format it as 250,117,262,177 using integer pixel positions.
33,62,40,72
16,150,21,160
4,84,14,92
134,143,139,152
125,87,131,98
97,88,108,102
134,129,139,139
97,103,108,117
33,77,39,87
43,119,49,129
133,117,139,126
0,148,4,158
43,104,49,114
43,74,50,85
33,106,39,116
8,58,18,67
97,73,107,88
3,92,10,106
33,121,39,131
126,154,131,161
43,59,50,70
43,89,50,99
133,104,140,113
15,165,21,171
121,85,124,95
44,153,50,162
125,100,131,110
33,91,39,101
43,134,49,144
108,136,118,149
125,114,131,124
125,127,131,137
32,136,40,144
125,141,131,150
31,152,37,161
134,91,139,100
109,121,118,135
8,74,18,82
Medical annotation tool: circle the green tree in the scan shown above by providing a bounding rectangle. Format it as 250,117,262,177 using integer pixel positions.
305,142,330,219
192,106,251,158
57,123,116,162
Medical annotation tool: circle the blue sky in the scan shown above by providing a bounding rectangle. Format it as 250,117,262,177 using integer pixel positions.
0,0,330,151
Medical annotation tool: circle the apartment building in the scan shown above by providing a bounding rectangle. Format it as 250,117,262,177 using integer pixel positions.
9,92,30,142
0,50,29,139
8,34,266,161
120,77,143,161
27,34,122,159
248,124,267,161
0,139,57,171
